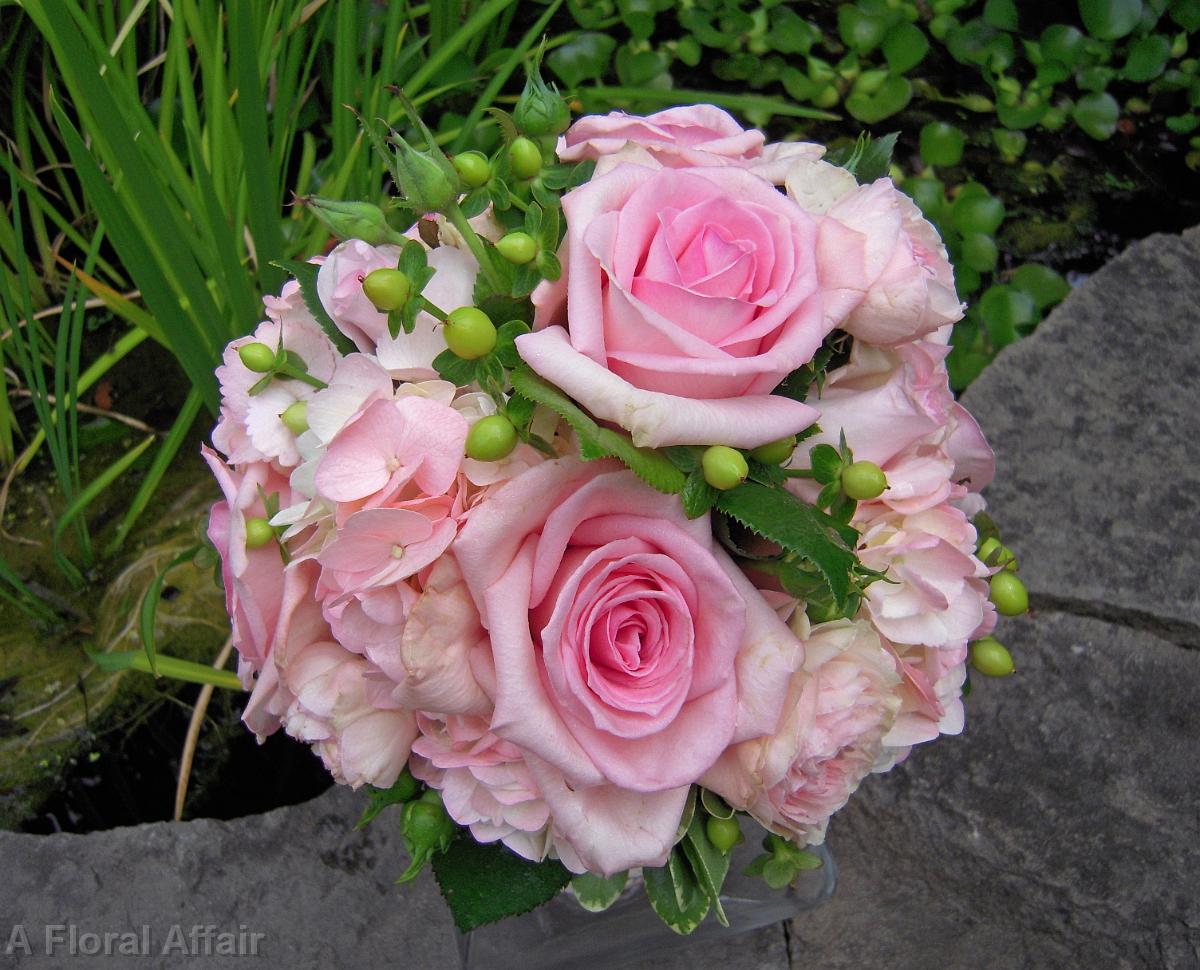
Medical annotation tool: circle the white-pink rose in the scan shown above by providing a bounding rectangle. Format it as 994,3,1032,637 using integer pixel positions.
557,105,821,183
518,163,829,448
811,178,963,345
453,458,800,873
704,617,901,845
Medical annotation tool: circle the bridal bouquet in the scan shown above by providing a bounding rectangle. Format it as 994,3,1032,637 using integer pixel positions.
204,69,1028,934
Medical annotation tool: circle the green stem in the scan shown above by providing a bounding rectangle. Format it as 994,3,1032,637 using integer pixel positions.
276,365,327,390
446,201,505,293
420,296,448,321
506,193,530,214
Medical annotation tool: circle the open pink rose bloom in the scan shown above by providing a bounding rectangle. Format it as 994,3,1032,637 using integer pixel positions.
206,104,1013,916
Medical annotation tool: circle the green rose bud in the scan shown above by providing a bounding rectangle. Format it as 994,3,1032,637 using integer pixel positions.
706,815,742,853
508,137,543,180
989,571,1029,616
466,415,518,462
245,517,275,549
362,268,412,312
513,64,571,138
970,636,1015,677
749,436,797,466
238,342,277,374
444,306,498,360
281,401,309,435
302,197,404,246
496,231,538,265
841,460,888,500
701,445,749,491
391,133,459,215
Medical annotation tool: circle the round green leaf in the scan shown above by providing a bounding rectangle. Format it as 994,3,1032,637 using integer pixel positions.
771,7,820,55
1073,91,1121,139
1123,34,1171,81
1170,0,1200,32
919,121,966,166
845,75,913,123
1039,24,1088,67
962,232,999,272
1079,0,1144,40
547,33,617,89
992,126,1028,160
980,285,1038,348
883,22,930,73
838,6,889,53
903,176,946,220
997,99,1049,129
951,187,1005,234
983,0,1019,30
1011,263,1070,309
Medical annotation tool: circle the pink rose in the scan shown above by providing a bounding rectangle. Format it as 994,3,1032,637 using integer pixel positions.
517,163,826,448
411,713,552,863
857,505,990,650
704,617,901,845
453,458,800,873
813,179,963,345
882,640,968,748
557,105,821,183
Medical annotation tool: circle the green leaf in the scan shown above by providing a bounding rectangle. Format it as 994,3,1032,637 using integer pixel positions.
509,367,685,494
644,849,710,935
431,835,571,933
494,319,532,369
89,649,243,690
980,285,1038,347
1011,263,1070,310
432,349,480,386
570,871,629,912
1079,0,1144,39
882,23,930,73
1073,91,1121,139
664,446,705,473
715,483,857,611
273,259,356,355
845,76,912,124
983,0,1020,30
700,789,734,820
1122,33,1171,81
682,469,719,519
809,444,843,484
681,812,731,927
547,32,617,88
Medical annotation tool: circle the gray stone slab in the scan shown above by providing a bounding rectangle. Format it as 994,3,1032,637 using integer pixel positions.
0,780,786,969
960,227,1200,631
790,608,1200,970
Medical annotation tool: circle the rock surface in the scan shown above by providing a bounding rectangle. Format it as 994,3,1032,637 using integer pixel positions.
3,229,1198,969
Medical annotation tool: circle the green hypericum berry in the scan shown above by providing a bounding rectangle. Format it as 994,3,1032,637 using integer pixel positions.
444,306,497,359
749,436,797,466
238,342,277,373
977,536,1018,571
466,415,518,461
245,517,275,549
989,571,1029,616
706,815,742,853
496,231,538,265
281,401,309,435
970,636,1015,677
701,445,749,491
841,460,888,500
508,137,543,180
453,151,492,189
362,268,412,312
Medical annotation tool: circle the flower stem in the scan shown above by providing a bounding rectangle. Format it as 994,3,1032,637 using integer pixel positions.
420,297,448,321
446,201,506,294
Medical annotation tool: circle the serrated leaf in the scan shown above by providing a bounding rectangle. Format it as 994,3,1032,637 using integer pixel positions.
494,320,532,369
398,239,430,278
504,393,536,430
747,461,787,487
486,106,520,144
509,367,685,494
809,444,843,484
459,188,490,219
816,480,841,511
664,445,705,473
272,259,356,355
855,131,900,182
644,849,710,935
682,469,719,519
716,483,856,610
682,813,731,927
570,871,628,912
431,835,571,932
432,348,479,386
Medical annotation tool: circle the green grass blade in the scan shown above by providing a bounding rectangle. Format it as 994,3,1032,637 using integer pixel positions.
90,648,243,690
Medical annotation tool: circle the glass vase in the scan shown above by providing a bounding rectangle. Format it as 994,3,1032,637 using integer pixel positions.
457,840,836,970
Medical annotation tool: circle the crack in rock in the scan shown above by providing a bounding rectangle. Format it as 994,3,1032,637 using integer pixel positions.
1029,592,1200,651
